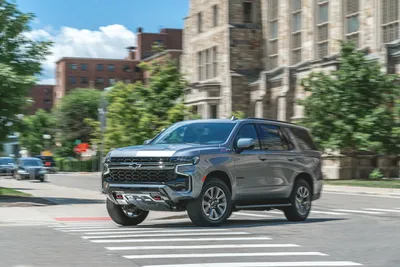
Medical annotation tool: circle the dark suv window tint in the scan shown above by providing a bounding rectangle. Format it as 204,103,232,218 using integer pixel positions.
290,127,318,151
256,124,289,151
234,123,261,150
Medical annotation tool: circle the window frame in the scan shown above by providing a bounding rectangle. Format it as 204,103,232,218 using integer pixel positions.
268,0,279,70
381,0,399,44
213,4,219,27
255,123,292,151
291,0,302,65
232,123,262,151
96,64,104,71
243,1,253,23
344,0,360,47
316,0,329,59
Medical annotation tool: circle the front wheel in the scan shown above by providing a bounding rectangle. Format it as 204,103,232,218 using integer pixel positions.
106,198,149,226
284,178,312,221
186,178,232,227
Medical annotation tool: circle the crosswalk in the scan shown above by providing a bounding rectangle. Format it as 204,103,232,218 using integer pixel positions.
50,220,363,267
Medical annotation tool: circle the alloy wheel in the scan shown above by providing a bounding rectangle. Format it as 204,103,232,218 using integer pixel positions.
202,186,227,221
295,185,311,216
121,205,143,218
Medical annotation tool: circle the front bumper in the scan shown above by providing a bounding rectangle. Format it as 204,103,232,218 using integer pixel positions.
102,164,204,211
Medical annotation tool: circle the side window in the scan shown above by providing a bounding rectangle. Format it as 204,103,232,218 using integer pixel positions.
256,124,289,151
234,123,261,150
290,127,318,151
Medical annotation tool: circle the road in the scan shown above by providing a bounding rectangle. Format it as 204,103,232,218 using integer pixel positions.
1,173,400,267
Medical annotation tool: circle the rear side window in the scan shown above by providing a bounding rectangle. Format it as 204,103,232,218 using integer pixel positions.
256,124,290,151
290,127,318,151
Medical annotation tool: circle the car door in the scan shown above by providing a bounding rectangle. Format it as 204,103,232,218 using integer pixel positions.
255,123,297,199
232,123,270,201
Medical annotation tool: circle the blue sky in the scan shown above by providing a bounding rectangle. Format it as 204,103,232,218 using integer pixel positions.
15,0,189,83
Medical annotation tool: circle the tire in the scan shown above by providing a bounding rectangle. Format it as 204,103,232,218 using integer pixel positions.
106,198,149,226
284,178,312,222
186,178,232,227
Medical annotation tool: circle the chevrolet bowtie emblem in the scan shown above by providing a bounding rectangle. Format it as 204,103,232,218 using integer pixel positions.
129,163,141,170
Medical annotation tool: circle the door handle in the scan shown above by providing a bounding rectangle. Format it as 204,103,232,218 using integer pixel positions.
259,156,268,161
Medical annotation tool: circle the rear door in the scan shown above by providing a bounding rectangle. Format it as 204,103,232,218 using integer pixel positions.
255,123,297,199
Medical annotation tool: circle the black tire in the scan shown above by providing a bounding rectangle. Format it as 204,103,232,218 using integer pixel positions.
106,198,149,226
186,178,232,227
284,178,312,222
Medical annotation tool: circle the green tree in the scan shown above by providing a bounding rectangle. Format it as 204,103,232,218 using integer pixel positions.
0,0,52,141
18,109,56,155
54,88,101,156
298,41,400,154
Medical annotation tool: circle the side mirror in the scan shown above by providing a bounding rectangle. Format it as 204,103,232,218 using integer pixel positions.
236,138,255,151
143,139,152,145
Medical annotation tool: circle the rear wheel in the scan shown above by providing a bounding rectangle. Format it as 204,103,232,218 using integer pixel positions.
284,178,312,221
186,178,232,227
106,198,149,226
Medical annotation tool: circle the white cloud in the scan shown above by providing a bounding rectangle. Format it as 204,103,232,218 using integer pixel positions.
37,78,55,85
27,24,137,81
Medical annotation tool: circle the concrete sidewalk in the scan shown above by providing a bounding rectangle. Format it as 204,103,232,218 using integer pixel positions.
0,178,186,225
323,184,400,196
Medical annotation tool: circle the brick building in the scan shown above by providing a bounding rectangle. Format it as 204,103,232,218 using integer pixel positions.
26,84,54,114
54,27,183,103
181,0,400,121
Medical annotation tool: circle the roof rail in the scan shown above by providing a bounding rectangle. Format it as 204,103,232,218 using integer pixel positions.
230,116,237,121
246,117,300,126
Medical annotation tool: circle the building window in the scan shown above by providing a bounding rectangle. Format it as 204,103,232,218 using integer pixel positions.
96,77,104,84
291,0,302,65
108,64,115,72
80,77,88,84
213,46,218,77
316,0,329,59
206,49,211,79
80,63,88,70
243,2,253,23
125,79,131,84
210,105,218,119
43,99,51,104
68,64,77,70
197,12,203,33
96,64,104,71
344,0,360,47
68,76,76,84
44,88,51,96
135,66,141,72
268,0,279,69
382,0,399,44
213,5,219,27
108,78,116,85
123,65,130,72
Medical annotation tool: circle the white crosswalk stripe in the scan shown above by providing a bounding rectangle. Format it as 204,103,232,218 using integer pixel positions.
50,220,362,267
364,208,400,213
333,209,383,215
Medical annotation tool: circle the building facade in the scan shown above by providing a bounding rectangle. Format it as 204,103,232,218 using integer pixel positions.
54,28,183,103
181,0,400,120
26,84,54,114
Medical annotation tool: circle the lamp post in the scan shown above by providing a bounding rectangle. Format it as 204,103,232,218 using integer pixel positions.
98,86,113,172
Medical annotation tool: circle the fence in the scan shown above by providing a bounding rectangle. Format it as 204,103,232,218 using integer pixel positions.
55,157,101,172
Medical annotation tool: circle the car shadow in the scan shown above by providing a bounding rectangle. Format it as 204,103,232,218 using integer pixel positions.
0,195,105,206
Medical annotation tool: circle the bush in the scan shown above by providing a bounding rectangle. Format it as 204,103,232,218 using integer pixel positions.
368,168,384,180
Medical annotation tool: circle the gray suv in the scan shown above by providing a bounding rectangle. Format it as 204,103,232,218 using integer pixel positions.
102,117,323,227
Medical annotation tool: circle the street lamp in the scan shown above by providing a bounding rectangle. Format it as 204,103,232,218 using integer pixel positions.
98,86,113,172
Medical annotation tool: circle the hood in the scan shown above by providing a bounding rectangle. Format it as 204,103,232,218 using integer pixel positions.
109,143,219,158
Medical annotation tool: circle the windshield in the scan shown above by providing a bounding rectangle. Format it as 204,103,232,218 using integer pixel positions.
0,158,15,165
22,159,43,167
151,122,236,145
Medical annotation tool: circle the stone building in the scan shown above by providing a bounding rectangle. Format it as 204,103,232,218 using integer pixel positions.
181,0,400,120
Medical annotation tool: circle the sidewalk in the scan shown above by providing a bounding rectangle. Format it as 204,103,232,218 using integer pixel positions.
0,178,186,224
323,184,400,197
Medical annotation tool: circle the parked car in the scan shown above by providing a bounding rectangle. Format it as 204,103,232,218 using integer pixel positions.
15,157,47,182
0,157,16,177
101,117,323,227
34,155,57,173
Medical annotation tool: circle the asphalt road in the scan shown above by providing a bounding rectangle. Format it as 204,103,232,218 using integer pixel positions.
2,173,399,267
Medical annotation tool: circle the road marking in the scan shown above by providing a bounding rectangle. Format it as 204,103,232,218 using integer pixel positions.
333,209,383,215
324,191,400,199
59,227,161,232
54,217,111,221
82,231,249,239
235,212,274,218
364,208,400,213
142,261,362,267
124,252,328,259
80,228,231,235
311,211,348,216
90,236,271,243
105,243,301,251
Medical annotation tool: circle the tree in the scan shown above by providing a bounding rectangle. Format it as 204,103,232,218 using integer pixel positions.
0,0,52,141
298,41,400,154
54,88,102,156
18,109,56,156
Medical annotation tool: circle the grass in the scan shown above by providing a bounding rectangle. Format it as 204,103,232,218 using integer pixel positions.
324,179,400,189
0,187,31,197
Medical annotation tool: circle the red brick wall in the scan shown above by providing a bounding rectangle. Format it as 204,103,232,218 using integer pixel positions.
27,85,54,115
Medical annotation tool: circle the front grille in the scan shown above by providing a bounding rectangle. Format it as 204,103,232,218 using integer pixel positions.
108,169,175,183
110,157,171,163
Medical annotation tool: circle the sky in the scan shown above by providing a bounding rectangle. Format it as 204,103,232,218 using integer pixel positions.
15,0,189,84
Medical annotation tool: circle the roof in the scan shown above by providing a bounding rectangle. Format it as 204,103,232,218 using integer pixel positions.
244,118,309,130
55,57,140,64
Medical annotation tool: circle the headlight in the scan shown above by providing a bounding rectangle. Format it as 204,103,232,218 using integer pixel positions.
171,156,200,165
104,152,111,163
103,163,110,175
17,169,28,174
